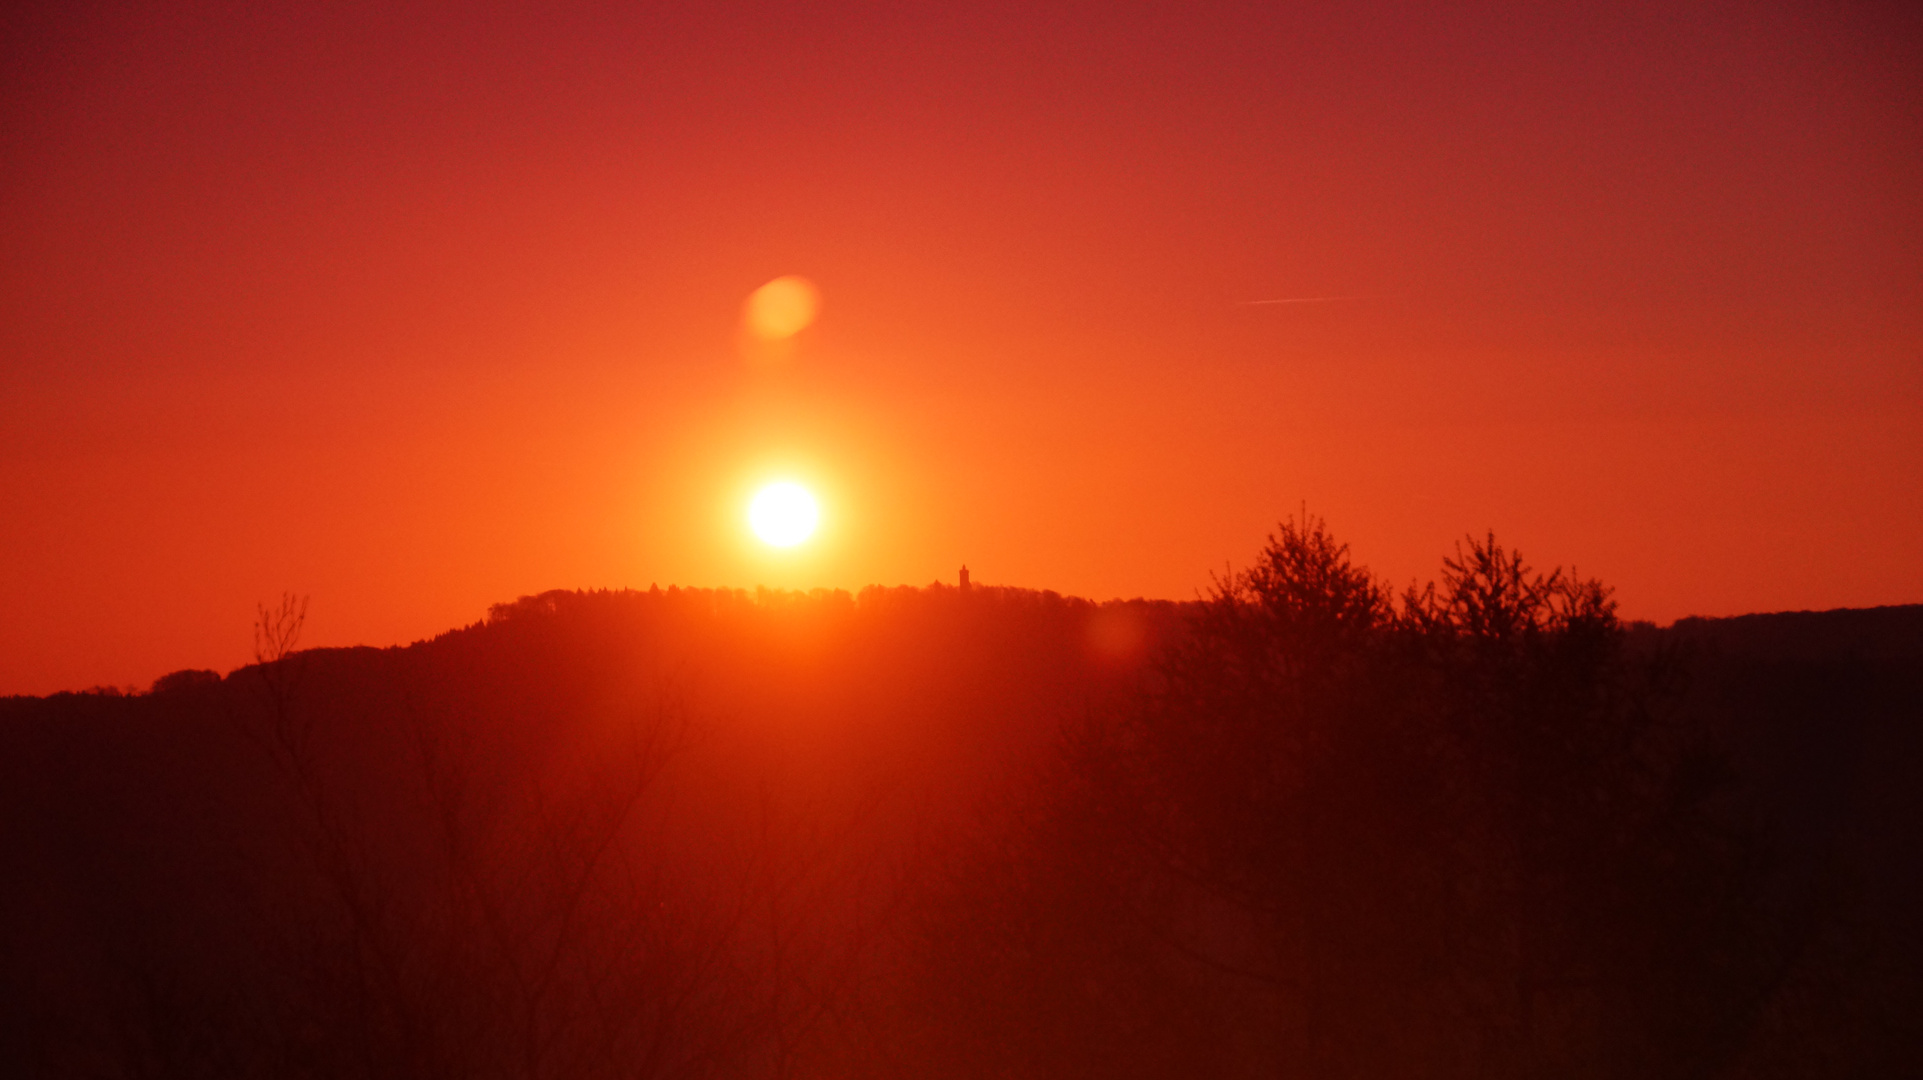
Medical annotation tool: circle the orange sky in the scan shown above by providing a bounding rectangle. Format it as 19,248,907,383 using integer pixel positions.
3,1,1919,695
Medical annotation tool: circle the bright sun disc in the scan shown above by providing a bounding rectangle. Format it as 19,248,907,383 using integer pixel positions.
749,482,819,547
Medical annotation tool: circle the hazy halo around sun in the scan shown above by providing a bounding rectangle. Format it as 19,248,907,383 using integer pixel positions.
749,482,819,547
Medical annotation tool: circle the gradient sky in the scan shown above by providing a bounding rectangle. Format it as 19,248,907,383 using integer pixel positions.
4,0,1919,695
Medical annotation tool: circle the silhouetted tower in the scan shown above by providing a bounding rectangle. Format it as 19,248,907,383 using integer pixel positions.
959,565,971,592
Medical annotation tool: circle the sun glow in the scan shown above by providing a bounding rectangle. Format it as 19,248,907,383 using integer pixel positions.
749,482,819,547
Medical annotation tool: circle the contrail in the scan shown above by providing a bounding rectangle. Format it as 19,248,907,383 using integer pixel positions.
1239,295,1367,305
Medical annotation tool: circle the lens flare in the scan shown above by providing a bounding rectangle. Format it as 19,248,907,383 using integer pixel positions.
744,276,819,341
749,482,819,547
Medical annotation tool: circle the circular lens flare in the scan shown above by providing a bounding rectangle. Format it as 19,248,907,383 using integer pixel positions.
744,276,819,341
748,482,819,547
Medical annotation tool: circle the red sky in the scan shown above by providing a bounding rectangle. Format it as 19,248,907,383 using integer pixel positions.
3,0,1919,695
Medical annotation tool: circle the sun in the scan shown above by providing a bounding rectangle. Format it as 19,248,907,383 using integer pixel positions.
748,482,819,547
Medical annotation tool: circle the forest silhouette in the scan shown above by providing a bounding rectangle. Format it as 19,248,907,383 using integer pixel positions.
2,520,1917,1078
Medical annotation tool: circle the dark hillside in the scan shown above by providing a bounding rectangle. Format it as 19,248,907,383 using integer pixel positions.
1667,604,1923,662
1648,605,1923,1075
0,585,1187,1078
1,582,1916,1078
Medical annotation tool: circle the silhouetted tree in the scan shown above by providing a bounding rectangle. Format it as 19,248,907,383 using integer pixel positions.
908,516,1788,1079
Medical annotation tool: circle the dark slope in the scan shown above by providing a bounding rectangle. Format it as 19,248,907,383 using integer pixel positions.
0,585,1187,1077
1,593,1916,1077
1650,605,1923,1075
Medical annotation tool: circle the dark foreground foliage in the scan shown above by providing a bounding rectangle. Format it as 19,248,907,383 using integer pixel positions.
2,530,1917,1078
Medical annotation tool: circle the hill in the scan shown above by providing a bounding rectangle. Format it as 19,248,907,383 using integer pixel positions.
2,583,1916,1077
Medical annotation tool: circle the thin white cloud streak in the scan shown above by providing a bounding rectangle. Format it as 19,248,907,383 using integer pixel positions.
1239,296,1369,305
